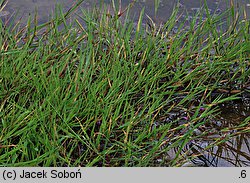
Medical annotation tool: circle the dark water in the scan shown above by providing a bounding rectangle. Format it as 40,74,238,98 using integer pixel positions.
166,100,250,167
1,0,250,167
1,0,250,24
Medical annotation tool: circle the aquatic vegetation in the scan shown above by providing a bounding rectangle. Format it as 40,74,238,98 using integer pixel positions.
0,0,249,166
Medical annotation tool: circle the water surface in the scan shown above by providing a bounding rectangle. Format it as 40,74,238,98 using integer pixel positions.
2,0,250,24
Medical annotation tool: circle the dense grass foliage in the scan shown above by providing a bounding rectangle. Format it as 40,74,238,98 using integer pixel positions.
0,0,249,166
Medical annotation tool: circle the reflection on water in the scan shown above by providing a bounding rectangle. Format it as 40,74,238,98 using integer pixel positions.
1,0,250,167
174,134,250,167
163,99,250,167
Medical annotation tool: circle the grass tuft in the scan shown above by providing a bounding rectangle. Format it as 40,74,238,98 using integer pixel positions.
0,0,249,166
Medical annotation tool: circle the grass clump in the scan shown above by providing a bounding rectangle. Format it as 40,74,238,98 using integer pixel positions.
0,0,249,166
